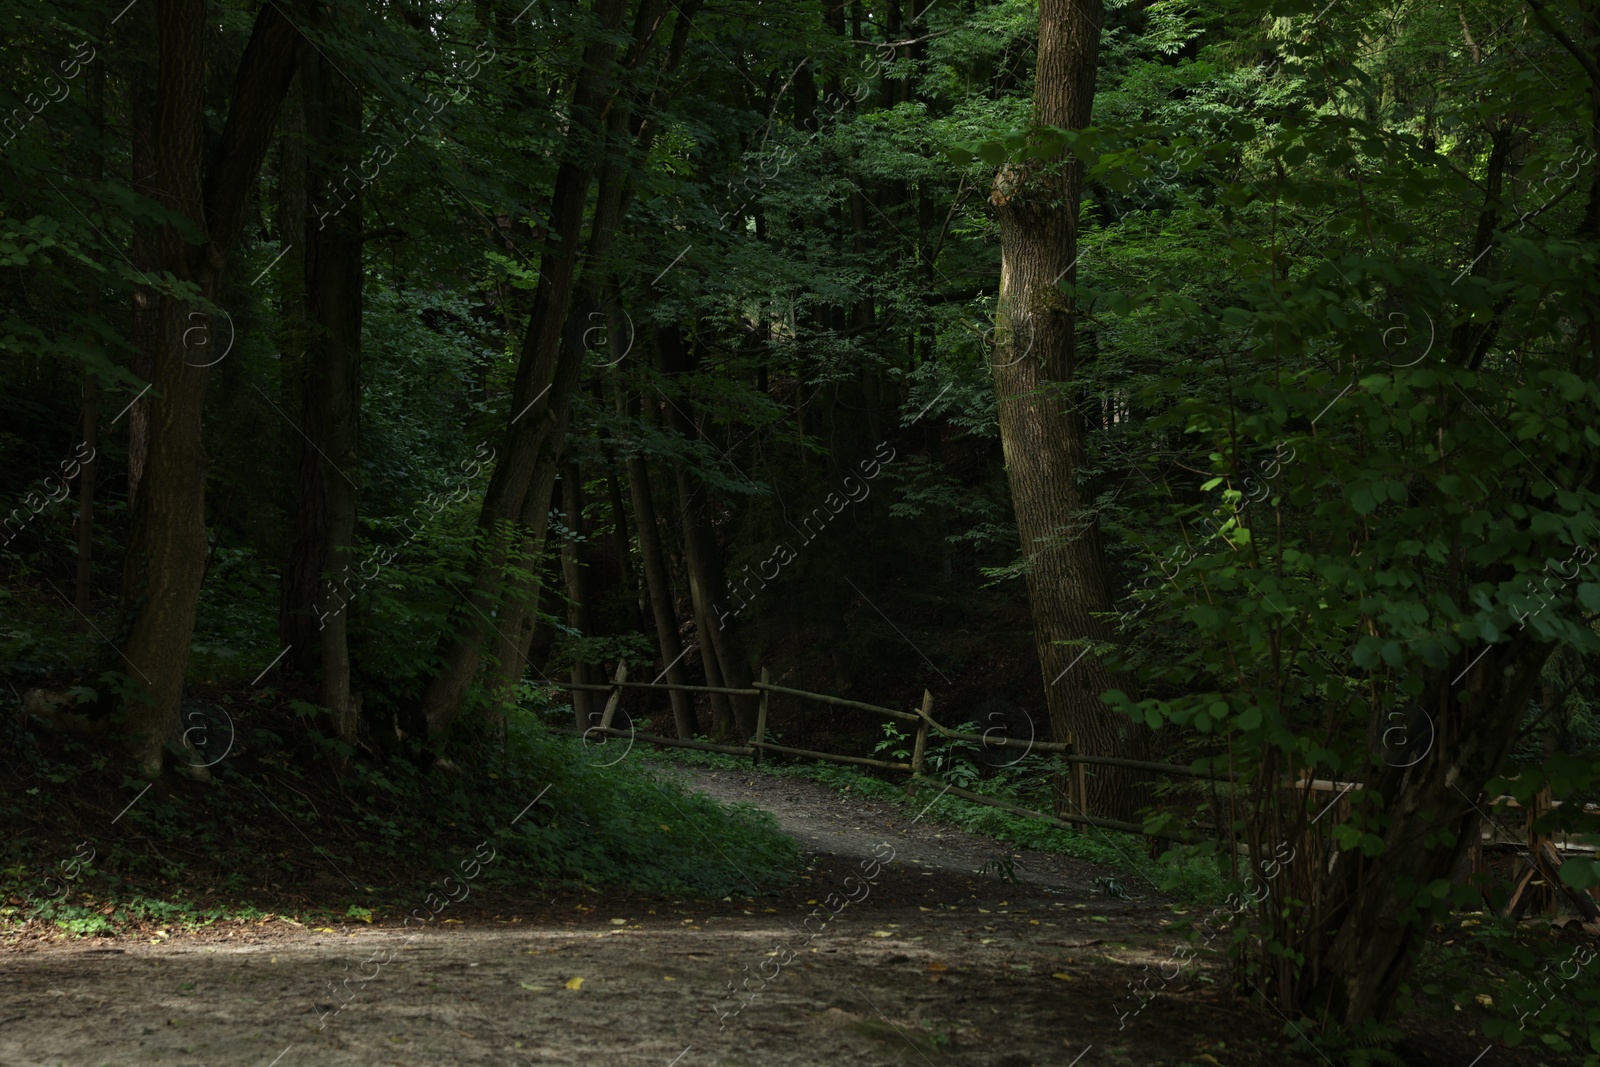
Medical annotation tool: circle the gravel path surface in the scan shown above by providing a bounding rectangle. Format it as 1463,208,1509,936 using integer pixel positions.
0,764,1302,1067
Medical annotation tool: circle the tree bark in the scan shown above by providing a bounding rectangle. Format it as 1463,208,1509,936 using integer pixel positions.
126,3,160,512
989,0,1143,821
417,0,695,743
482,456,561,733
277,80,312,659
619,390,697,738
283,31,363,746
671,459,736,740
417,0,632,742
114,0,300,776
559,462,603,730
76,65,103,623
74,375,97,621
605,466,647,634
481,302,589,716
1299,638,1551,1025
656,327,757,739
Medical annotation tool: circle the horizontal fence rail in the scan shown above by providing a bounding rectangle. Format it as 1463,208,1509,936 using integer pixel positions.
536,668,1236,841
751,681,922,722
550,671,1600,854
536,665,1598,917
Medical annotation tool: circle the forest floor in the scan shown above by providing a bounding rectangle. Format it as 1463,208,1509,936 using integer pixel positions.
0,764,1546,1067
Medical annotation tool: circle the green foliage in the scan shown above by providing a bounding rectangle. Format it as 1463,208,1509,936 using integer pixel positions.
498,712,800,895
0,700,801,941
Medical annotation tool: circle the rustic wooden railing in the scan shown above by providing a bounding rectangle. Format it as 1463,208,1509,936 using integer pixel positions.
545,667,1598,886
542,666,1243,838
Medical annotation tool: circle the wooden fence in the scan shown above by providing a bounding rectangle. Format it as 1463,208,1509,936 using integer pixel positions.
545,665,1600,922
547,664,1225,839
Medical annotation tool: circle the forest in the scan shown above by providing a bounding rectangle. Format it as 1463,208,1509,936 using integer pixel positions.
3,0,1600,1064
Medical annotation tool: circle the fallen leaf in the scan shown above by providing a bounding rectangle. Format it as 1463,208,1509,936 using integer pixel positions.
870,931,892,938
928,962,948,972
1051,973,1073,981
565,977,585,990
610,918,627,925
1475,993,1494,1008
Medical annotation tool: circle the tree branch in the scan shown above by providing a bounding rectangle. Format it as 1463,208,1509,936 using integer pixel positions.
1525,0,1600,93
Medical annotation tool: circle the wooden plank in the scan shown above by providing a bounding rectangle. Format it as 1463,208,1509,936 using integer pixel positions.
548,726,752,756
908,690,931,797
917,711,1073,752
752,668,770,767
551,680,761,697
751,682,921,721
749,739,912,771
1293,777,1364,792
1070,755,1089,833
1505,864,1540,921
598,662,627,731
1538,840,1600,922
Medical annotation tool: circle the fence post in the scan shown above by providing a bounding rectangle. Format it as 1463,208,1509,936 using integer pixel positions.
751,667,769,766
907,689,932,797
1069,743,1089,832
598,661,628,731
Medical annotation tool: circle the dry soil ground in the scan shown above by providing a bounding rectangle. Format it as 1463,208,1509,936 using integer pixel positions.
0,765,1522,1067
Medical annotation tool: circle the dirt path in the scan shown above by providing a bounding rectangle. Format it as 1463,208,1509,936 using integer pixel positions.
0,765,1310,1067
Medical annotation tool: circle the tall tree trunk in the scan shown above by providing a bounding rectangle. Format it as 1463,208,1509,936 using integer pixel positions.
619,390,697,738
115,0,300,775
671,461,735,739
417,0,696,743
1299,640,1550,1025
127,4,160,512
283,34,363,745
656,327,757,739
417,0,632,742
989,0,1145,820
75,375,97,620
277,83,312,658
605,467,647,634
482,301,591,717
76,67,103,622
483,457,561,734
559,462,602,730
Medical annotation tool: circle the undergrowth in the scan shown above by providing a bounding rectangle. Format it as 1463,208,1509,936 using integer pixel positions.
0,700,799,940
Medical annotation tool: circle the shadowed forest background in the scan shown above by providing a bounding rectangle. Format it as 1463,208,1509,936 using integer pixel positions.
4,0,1600,1063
